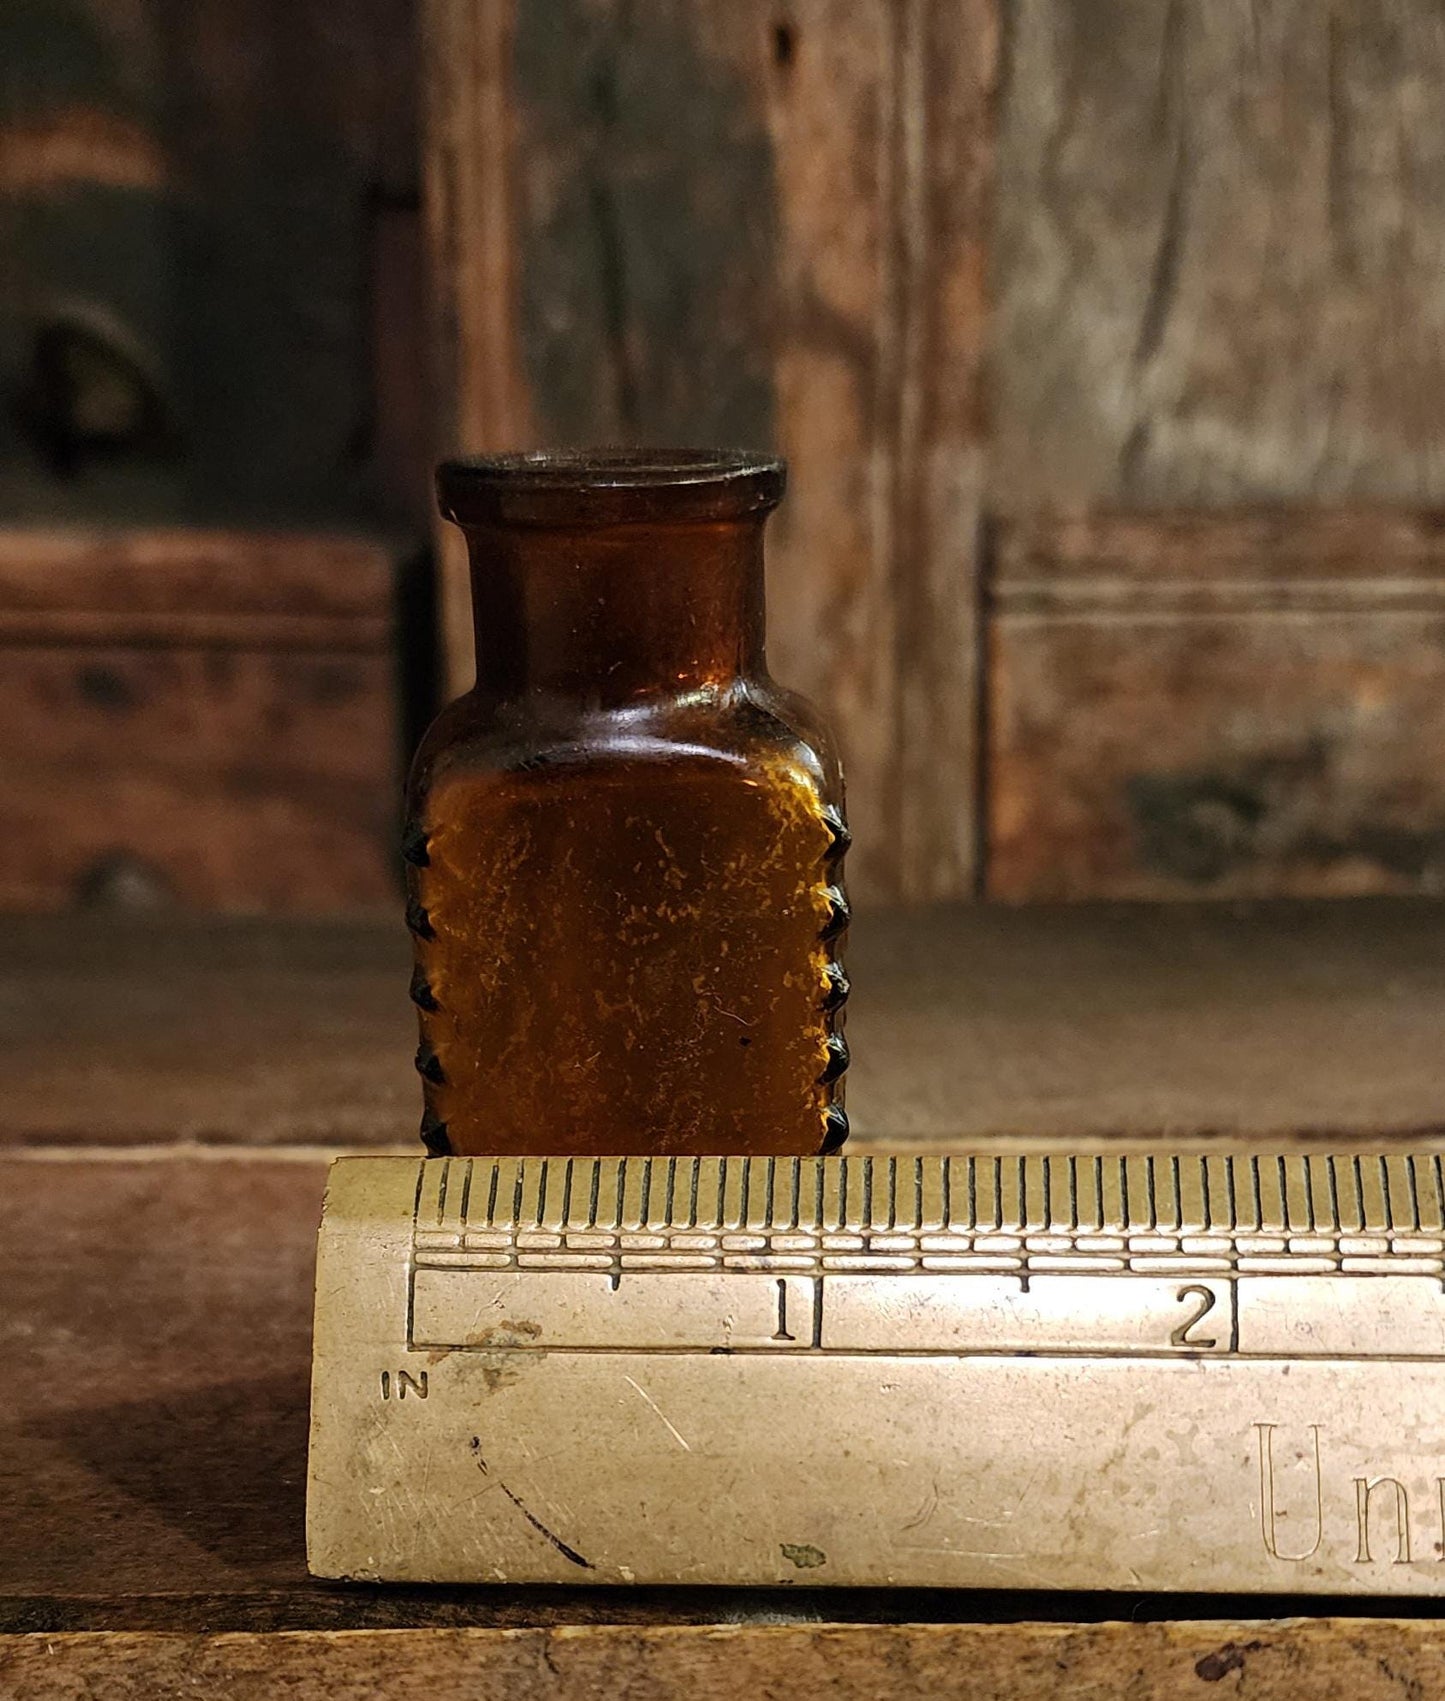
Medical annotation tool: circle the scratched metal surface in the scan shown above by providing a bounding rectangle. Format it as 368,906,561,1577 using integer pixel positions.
310,1154,1445,1593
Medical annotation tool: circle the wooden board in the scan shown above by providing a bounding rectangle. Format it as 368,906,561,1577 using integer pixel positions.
422,0,994,901
0,530,401,911
6,1619,1445,1699
986,9,1445,900
989,511,1445,900
0,1156,323,1612
0,528,395,641
990,1,1445,511
4,903,1445,1149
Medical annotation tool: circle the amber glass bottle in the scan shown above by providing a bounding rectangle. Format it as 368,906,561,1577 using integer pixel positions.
405,450,849,1158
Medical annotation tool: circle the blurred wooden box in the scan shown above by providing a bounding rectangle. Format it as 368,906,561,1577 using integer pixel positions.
0,529,402,912
989,512,1445,901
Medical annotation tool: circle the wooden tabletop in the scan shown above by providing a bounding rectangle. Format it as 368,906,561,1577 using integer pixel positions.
5,902,1445,1692
3,898,1444,1149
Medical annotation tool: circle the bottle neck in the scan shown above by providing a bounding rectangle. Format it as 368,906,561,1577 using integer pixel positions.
464,518,768,707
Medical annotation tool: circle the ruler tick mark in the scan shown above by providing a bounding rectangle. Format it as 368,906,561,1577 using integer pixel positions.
1406,1154,1422,1233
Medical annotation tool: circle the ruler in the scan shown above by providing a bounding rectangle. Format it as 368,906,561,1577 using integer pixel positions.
308,1151,1445,1592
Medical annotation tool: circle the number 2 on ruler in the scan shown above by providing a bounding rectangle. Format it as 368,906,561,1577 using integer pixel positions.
1171,1283,1219,1349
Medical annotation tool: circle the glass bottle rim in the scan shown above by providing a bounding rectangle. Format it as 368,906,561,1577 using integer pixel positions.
437,448,786,527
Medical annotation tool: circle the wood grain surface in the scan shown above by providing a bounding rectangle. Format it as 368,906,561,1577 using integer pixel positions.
2,648,400,911
423,0,994,901
0,529,402,911
0,1156,321,1612
5,1619,1445,1698
3,904,1445,1148
990,0,1445,512
984,7,1445,901
0,528,395,640
989,511,1445,899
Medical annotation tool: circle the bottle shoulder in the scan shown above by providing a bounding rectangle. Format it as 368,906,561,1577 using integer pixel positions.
409,682,843,808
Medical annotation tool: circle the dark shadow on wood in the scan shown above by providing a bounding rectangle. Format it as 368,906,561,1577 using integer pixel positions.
30,1375,310,1574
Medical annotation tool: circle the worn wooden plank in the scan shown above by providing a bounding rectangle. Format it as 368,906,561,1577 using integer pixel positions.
997,509,1445,588
762,0,902,902
892,0,994,898
0,1156,323,1607
848,900,1445,1144
5,905,1445,1148
6,1620,1445,1699
0,529,401,911
991,0,1445,510
0,529,397,623
0,649,399,910
422,0,993,900
989,1,1445,906
989,511,1445,900
0,528,394,648
0,921,414,1146
420,0,528,680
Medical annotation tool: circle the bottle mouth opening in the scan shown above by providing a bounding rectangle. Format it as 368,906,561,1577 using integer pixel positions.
436,448,785,526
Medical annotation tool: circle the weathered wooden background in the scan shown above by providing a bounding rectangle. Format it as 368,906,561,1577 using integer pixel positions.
7,1,1445,907
424,0,992,903
425,0,993,903
427,0,1445,905
986,1,1445,902
0,0,425,910
0,0,421,523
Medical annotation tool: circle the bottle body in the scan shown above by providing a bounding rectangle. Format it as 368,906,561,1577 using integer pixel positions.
406,452,849,1157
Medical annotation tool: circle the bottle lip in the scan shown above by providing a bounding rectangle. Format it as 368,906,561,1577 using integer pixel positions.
436,448,786,527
